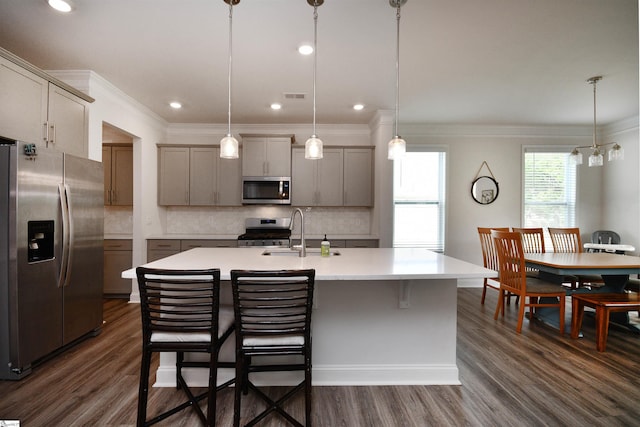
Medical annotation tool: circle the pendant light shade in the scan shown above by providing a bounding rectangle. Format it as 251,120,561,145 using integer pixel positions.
220,134,239,158
388,0,408,160
388,136,406,159
305,0,324,159
569,76,624,167
220,0,240,159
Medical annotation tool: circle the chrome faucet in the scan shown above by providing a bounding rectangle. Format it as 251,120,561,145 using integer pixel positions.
289,208,306,257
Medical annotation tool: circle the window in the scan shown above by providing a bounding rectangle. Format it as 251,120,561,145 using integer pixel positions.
523,147,576,231
393,148,446,252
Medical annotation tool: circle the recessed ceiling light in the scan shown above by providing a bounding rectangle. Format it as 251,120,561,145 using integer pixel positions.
169,101,182,109
270,103,282,110
298,45,313,55
48,0,73,13
353,104,364,111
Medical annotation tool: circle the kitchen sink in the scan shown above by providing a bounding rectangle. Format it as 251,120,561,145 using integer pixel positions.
261,249,341,257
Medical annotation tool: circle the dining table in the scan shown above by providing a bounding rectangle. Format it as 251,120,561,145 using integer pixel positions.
524,252,640,332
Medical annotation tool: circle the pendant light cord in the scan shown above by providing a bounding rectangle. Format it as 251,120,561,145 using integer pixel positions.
312,5,318,136
592,78,597,149
226,2,233,136
394,5,401,137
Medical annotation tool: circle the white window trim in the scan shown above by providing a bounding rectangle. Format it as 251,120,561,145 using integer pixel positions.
521,144,578,232
393,144,448,252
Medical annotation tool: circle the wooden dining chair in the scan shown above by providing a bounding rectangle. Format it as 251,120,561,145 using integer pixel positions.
230,269,315,427
136,267,235,427
477,227,510,305
512,227,550,280
548,227,605,289
512,227,545,254
491,230,566,335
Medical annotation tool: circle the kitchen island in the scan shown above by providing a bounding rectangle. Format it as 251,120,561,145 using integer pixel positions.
122,247,494,386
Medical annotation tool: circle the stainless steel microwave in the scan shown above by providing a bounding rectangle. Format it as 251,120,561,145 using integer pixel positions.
242,176,291,205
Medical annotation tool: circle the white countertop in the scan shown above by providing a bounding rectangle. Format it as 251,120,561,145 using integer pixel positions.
122,247,495,281
144,234,378,240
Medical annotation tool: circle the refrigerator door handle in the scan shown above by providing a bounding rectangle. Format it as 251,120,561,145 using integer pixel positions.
63,184,74,288
57,183,71,288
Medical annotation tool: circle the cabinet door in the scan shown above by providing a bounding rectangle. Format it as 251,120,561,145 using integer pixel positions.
242,137,266,176
158,147,190,205
344,148,373,207
181,239,238,250
147,239,181,262
316,148,344,206
103,240,132,295
102,146,112,205
345,239,379,248
111,145,133,206
47,84,88,158
242,137,291,177
265,137,292,176
189,147,217,205
291,148,316,206
217,156,242,206
0,57,48,145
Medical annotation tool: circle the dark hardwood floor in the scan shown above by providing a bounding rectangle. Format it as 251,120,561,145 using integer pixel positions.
1,288,639,426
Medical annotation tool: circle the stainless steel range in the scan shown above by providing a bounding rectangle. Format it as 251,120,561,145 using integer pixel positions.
237,218,291,248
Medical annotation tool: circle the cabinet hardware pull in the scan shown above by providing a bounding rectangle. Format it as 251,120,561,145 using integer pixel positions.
49,123,56,144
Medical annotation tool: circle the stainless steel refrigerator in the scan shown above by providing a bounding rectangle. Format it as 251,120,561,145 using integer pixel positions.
0,136,104,380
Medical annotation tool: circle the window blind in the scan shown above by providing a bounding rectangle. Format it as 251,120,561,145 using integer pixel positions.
523,147,577,230
393,149,446,252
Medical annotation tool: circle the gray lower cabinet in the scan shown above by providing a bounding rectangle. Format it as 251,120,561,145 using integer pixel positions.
104,239,132,296
147,239,181,262
180,239,238,251
345,239,379,248
147,239,239,262
291,239,378,248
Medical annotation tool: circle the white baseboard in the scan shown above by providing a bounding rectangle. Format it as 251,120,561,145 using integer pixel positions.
153,364,460,387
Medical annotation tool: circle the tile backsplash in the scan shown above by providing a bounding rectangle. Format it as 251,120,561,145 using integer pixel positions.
104,205,372,237
166,206,372,236
104,206,133,235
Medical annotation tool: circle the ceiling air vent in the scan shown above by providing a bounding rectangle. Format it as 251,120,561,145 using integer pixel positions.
283,93,306,100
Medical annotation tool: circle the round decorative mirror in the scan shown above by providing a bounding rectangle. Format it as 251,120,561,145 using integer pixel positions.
471,176,499,205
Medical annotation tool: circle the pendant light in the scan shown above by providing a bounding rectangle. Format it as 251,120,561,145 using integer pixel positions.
220,0,240,159
305,0,324,160
569,76,624,167
388,0,408,160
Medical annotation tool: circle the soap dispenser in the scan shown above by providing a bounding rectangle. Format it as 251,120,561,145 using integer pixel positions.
321,234,330,257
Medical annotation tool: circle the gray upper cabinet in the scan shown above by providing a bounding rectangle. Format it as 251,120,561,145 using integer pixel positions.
344,148,373,207
241,136,292,177
292,147,343,206
292,147,373,207
189,146,242,206
47,84,89,158
158,145,241,206
103,144,133,206
0,55,89,158
158,146,190,205
0,56,48,145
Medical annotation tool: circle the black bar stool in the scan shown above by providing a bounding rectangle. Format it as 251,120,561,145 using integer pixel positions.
230,269,315,427
135,267,235,426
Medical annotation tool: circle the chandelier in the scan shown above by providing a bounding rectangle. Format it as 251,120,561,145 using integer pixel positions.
569,76,624,167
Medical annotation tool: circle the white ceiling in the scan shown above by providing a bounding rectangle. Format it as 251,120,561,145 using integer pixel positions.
0,0,637,127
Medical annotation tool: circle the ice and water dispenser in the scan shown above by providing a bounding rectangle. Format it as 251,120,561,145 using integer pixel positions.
28,220,54,262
